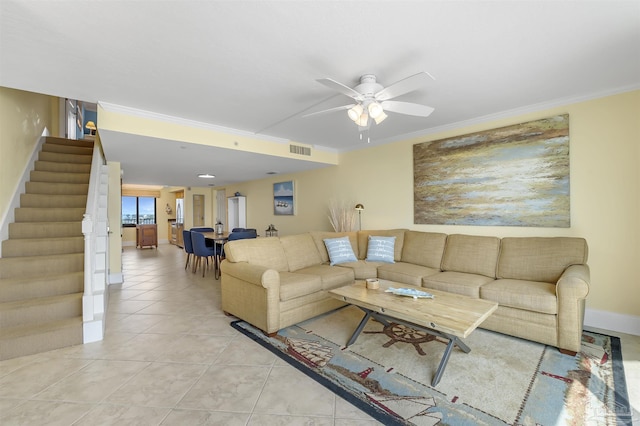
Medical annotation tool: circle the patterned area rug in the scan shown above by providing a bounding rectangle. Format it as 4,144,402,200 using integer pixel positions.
231,305,632,425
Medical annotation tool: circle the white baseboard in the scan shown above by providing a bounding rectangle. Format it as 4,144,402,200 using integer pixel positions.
108,272,123,285
83,316,105,343
584,308,640,336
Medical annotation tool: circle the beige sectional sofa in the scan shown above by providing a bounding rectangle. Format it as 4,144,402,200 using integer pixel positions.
220,229,589,354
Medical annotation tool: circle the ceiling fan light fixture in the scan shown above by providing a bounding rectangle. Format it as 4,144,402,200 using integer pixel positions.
355,112,369,127
373,110,387,124
347,104,363,122
367,102,383,119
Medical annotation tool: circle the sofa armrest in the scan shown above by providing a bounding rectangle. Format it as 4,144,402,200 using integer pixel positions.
220,261,281,333
221,261,280,290
556,264,590,352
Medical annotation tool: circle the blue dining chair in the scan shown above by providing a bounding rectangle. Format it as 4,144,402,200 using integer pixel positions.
191,231,220,277
227,229,257,241
190,227,215,247
182,230,194,271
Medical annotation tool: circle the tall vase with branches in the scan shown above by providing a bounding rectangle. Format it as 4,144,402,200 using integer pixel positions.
327,199,357,232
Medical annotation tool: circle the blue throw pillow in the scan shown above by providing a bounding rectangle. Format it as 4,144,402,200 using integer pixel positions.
366,236,396,263
324,236,357,266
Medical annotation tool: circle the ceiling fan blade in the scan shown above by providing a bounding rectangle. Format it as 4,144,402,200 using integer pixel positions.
381,100,435,117
375,71,435,101
317,78,363,100
302,104,356,118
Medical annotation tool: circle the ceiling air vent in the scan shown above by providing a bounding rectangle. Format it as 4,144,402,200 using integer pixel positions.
289,144,311,156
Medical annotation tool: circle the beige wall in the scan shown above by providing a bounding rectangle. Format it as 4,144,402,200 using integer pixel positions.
0,87,59,216
222,90,640,318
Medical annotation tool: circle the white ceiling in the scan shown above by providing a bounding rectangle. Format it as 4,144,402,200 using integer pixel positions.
1,1,639,188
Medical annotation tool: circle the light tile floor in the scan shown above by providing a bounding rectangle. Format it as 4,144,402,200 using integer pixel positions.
0,244,638,425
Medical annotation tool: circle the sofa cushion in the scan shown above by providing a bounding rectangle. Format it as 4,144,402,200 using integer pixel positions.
357,229,407,261
280,234,322,272
377,262,440,287
400,231,447,269
336,260,380,280
310,231,358,264
365,235,396,263
441,234,500,278
324,236,358,265
296,264,355,290
279,272,322,301
481,279,557,314
423,271,495,298
224,237,289,272
497,237,588,283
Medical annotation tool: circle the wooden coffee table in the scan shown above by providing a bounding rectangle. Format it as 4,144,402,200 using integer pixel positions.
328,280,498,386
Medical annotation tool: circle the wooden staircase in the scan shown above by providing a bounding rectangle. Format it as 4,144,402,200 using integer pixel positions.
0,137,93,360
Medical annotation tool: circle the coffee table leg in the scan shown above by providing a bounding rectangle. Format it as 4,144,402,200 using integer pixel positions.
431,336,470,387
346,310,373,346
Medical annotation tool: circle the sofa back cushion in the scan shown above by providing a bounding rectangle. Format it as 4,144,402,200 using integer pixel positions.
224,237,289,272
280,234,323,271
401,231,447,269
357,229,407,261
310,231,358,263
441,234,500,278
497,237,588,283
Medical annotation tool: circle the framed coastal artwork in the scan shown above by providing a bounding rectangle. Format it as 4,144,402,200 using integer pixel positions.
413,114,570,227
274,180,294,215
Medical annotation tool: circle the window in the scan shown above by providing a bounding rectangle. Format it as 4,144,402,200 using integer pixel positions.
122,196,156,227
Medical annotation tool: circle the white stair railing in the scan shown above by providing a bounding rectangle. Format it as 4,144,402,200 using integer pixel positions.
82,139,109,343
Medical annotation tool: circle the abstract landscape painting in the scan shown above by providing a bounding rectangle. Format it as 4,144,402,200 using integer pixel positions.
414,114,570,227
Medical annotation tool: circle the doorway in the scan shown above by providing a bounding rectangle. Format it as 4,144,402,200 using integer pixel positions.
193,194,205,226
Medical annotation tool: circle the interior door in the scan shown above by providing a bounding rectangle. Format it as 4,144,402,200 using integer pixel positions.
193,194,204,226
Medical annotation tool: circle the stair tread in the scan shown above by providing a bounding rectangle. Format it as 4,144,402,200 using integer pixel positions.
4,235,83,242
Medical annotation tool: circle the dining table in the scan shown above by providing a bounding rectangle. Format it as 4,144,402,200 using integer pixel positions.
201,231,230,279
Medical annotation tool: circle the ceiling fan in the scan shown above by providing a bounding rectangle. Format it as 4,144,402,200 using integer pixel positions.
304,72,435,137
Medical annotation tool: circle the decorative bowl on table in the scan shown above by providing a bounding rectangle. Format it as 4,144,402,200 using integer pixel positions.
365,278,379,289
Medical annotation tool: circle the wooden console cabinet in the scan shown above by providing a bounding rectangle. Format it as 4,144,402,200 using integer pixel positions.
136,224,157,249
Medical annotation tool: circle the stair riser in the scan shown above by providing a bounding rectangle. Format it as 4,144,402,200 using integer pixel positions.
9,222,82,239
44,136,94,149
0,320,83,360
0,273,84,303
34,161,91,174
42,143,93,156
20,194,87,208
30,170,90,184
0,254,83,279
2,237,84,257
38,151,92,164
25,182,89,195
14,208,85,222
0,296,82,328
